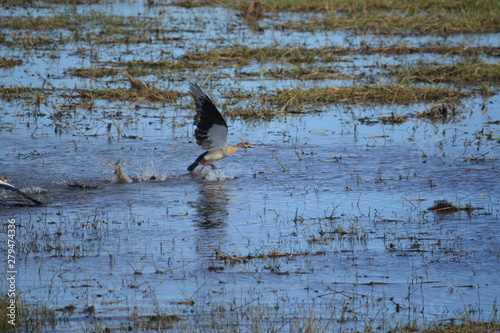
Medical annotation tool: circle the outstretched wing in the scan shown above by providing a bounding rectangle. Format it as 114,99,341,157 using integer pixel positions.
0,180,43,205
189,82,228,151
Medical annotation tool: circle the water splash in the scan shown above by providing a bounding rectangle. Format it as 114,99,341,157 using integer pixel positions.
111,161,132,184
104,159,175,183
20,186,47,194
196,168,235,181
135,159,172,182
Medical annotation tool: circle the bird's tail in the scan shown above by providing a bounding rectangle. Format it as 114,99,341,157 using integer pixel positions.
187,161,199,172
187,153,207,172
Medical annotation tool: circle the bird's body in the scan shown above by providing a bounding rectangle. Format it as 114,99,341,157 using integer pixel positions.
187,83,253,171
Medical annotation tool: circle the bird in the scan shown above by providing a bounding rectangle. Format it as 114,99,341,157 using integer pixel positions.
187,82,254,172
0,177,43,205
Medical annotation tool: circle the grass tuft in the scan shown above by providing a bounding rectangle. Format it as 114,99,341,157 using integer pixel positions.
0,295,56,331
263,85,468,111
0,58,22,68
182,45,344,65
397,63,500,84
172,0,500,35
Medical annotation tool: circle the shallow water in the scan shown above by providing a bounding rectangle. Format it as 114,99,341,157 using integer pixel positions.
1,1,499,331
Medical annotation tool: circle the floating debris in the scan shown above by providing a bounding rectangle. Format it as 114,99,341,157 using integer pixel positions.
414,103,465,123
427,200,483,214
428,200,461,213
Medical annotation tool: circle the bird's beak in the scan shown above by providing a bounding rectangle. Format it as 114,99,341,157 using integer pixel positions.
248,144,254,148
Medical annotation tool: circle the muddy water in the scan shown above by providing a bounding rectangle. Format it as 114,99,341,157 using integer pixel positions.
1,1,499,331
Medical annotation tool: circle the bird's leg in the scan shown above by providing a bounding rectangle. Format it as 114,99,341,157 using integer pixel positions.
202,162,217,170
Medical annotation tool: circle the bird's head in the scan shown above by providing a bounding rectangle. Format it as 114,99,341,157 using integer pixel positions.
237,141,254,149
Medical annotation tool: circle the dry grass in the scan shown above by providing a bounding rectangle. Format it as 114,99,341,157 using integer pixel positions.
0,58,22,68
76,87,182,103
191,0,500,35
279,13,499,35
366,45,500,57
181,44,499,68
414,103,465,122
70,68,121,79
213,248,326,262
215,85,468,120
122,59,204,70
262,67,353,80
65,73,183,102
398,63,500,84
0,296,56,331
182,45,343,65
398,321,500,333
70,60,204,78
0,12,152,30
0,87,47,102
263,85,468,111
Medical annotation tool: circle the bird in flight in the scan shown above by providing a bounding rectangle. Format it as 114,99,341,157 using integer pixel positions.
0,177,43,205
187,82,254,172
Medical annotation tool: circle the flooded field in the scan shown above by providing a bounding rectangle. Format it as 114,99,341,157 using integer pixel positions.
1,0,499,332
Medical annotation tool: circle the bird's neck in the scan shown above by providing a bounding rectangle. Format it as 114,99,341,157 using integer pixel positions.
223,145,239,157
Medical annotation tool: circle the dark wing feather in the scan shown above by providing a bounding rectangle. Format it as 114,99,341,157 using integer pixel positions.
189,82,228,151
